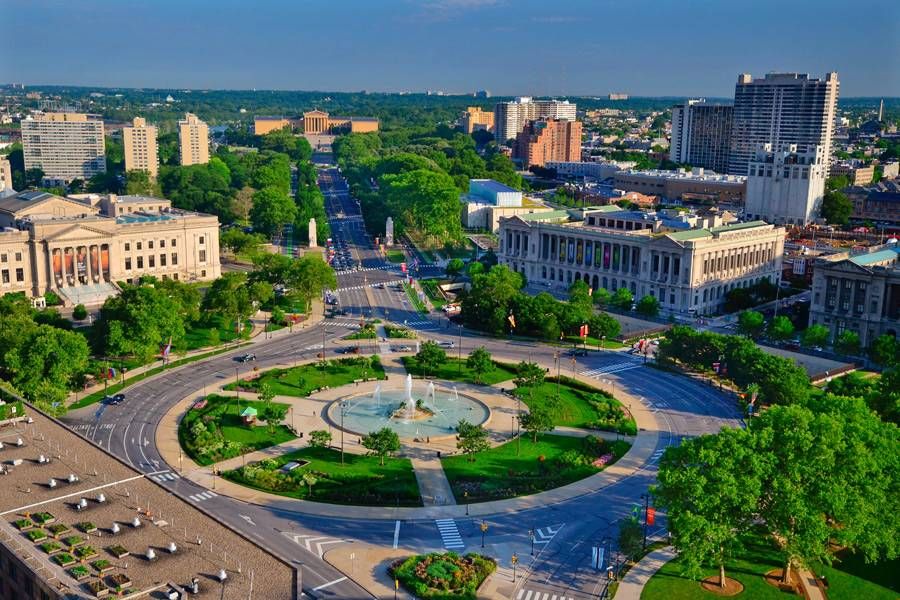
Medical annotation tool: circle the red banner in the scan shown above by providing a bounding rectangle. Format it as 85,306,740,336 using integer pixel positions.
646,507,656,526
579,324,589,338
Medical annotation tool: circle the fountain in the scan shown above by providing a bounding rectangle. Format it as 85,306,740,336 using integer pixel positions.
334,379,489,439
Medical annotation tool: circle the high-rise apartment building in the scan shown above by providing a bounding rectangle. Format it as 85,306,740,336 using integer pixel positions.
178,112,210,166
728,72,839,176
514,119,582,168
461,107,495,134
494,97,577,144
744,144,827,226
670,100,733,173
21,112,106,186
122,117,159,178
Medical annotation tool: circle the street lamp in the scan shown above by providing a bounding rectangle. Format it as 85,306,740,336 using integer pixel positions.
480,520,488,548
529,529,535,555
464,491,469,516
457,324,463,375
641,492,651,551
511,554,518,582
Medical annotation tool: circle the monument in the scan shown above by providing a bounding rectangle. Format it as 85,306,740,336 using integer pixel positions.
385,217,394,246
308,218,317,248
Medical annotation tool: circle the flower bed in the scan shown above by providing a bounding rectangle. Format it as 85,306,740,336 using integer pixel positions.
109,572,131,592
53,552,77,567
69,564,91,580
40,541,62,554
390,552,496,600
76,521,97,534
26,529,47,542
87,579,110,597
14,518,34,531
47,523,70,538
91,559,113,573
75,545,98,560
107,544,129,559
63,535,84,547
32,512,56,525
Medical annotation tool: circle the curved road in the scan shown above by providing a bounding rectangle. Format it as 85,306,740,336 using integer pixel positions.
62,167,742,600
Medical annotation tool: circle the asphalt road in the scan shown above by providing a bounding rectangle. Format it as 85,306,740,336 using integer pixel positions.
61,165,743,600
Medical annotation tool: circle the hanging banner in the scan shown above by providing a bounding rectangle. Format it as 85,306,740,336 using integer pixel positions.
100,245,110,281
52,248,63,285
64,248,75,285
90,246,100,282
584,242,593,266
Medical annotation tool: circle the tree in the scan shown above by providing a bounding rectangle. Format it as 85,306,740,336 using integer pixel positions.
202,272,272,332
821,189,852,225
655,427,764,588
767,315,795,342
635,295,660,317
461,265,524,334
518,406,554,442
514,361,545,395
801,324,829,348
445,258,465,277
124,170,161,196
258,382,275,405
467,261,485,277
301,471,318,497
250,186,297,236
380,169,462,244
592,288,611,307
617,518,645,563
589,312,621,341
869,334,899,367
285,254,337,312
835,330,861,356
568,280,592,309
456,419,490,461
362,427,401,466
24,167,45,189
3,324,89,409
308,429,333,449
737,310,765,338
466,346,493,384
613,287,634,310
752,399,899,583
221,228,265,255
260,402,288,434
416,341,447,377
72,304,88,321
98,283,187,361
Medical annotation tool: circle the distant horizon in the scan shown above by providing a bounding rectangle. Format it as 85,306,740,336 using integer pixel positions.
2,0,897,97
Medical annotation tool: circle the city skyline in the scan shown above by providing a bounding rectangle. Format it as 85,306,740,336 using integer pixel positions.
1,0,898,97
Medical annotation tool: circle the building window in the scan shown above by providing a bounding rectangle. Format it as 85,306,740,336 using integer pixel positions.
160,254,166,267
172,238,177,247
124,243,130,252
137,256,144,269
160,239,166,248
199,236,205,245
199,250,207,263
137,242,142,251
1,270,8,283
172,253,178,265
201,269,207,277
149,256,155,268
149,240,154,249
125,258,131,270
14,252,21,261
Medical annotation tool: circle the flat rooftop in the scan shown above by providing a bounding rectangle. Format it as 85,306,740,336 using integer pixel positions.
0,407,296,599
471,179,520,194
849,247,899,267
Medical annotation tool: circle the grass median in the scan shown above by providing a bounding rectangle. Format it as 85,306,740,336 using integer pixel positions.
224,356,386,397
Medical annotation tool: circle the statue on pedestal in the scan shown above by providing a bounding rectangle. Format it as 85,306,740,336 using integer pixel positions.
308,218,317,248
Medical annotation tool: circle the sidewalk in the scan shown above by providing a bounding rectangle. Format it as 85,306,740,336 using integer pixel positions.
615,546,676,600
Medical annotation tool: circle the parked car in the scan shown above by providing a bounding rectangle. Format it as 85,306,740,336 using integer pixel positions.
437,340,455,349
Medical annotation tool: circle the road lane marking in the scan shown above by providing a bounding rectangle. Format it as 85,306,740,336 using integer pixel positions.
312,577,347,592
393,520,401,549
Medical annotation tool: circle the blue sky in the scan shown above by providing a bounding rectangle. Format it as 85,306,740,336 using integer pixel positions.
1,0,898,96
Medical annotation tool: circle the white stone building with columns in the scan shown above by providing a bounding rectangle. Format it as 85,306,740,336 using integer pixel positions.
498,207,785,315
0,191,220,305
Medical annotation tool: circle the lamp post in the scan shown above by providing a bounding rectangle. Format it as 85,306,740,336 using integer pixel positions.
464,491,469,516
529,529,535,555
554,351,561,404
511,554,518,582
234,367,240,401
641,492,651,551
457,324,463,375
480,521,488,548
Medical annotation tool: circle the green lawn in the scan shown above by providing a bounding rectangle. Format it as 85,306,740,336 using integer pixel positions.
562,335,626,349
642,534,898,600
442,434,629,502
514,377,637,434
70,343,251,410
223,446,421,506
183,315,253,350
178,394,296,466
420,279,447,309
224,357,386,397
385,248,406,263
402,356,517,385
403,282,428,313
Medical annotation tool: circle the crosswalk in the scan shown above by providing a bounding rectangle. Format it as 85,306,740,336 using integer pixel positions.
516,590,576,600
188,490,218,503
580,360,642,378
403,319,439,330
336,282,391,292
435,519,465,550
327,320,364,328
334,265,396,275
149,471,180,483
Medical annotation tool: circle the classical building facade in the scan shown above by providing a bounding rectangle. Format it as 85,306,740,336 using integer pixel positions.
514,119,582,168
0,191,220,305
728,72,839,176
301,110,379,135
253,116,294,135
498,207,785,315
123,116,159,178
21,112,106,185
809,247,899,347
178,112,210,166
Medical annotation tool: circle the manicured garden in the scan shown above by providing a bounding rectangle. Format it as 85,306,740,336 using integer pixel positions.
642,533,899,600
225,356,385,397
178,394,295,466
182,315,253,350
513,376,637,434
420,279,447,308
223,446,422,506
402,356,518,385
390,552,495,600
345,322,377,339
442,434,630,502
385,325,417,339
385,248,406,263
404,282,429,313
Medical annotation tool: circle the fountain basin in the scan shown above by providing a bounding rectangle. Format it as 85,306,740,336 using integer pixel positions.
328,383,490,440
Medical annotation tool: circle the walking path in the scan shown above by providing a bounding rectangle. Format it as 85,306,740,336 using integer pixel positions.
615,546,676,600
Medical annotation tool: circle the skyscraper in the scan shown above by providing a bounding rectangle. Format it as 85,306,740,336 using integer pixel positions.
727,72,839,176
669,99,733,173
494,98,577,144
178,113,210,166
123,117,159,178
21,112,106,185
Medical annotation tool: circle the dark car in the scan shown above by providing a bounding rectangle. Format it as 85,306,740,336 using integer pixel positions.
237,353,256,363
103,393,125,406
568,348,588,357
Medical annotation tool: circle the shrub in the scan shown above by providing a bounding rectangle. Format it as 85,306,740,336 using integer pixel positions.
72,304,88,320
